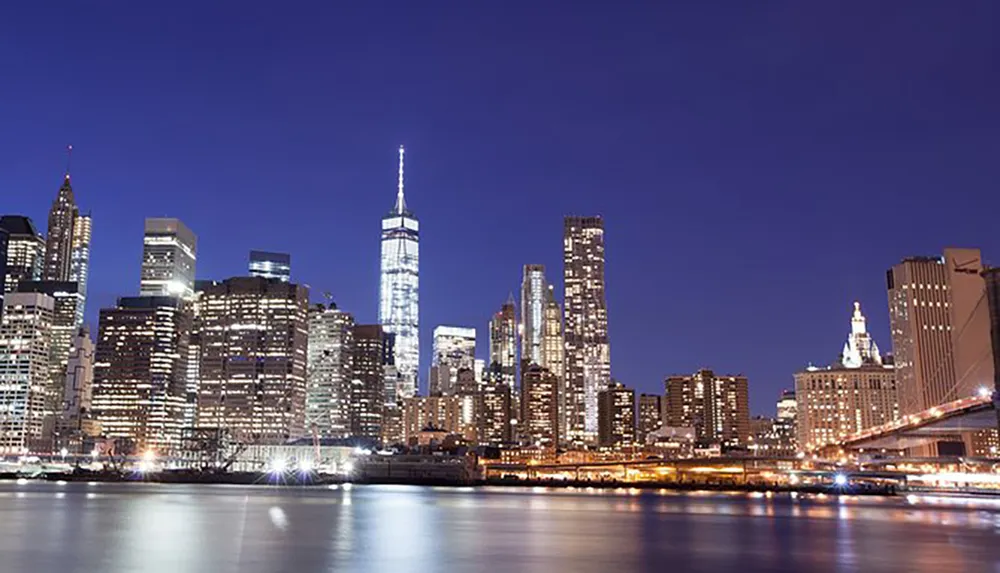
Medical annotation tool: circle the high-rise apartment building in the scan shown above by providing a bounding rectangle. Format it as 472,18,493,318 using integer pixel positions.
378,146,419,399
563,216,610,443
775,389,798,452
350,324,389,441
521,364,559,447
249,251,291,282
664,369,750,448
637,393,663,444
795,302,898,450
0,216,45,295
521,265,548,366
430,326,476,396
597,381,635,448
888,249,995,415
306,304,354,438
196,277,309,444
140,218,197,297
542,287,565,441
0,293,54,452
478,374,512,445
91,296,191,451
489,297,518,391
16,281,85,440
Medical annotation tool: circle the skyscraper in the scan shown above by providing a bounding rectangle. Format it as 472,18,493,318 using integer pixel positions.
196,277,309,444
42,174,78,283
665,369,750,448
597,381,635,448
0,216,45,295
542,286,565,441
16,281,85,443
477,376,512,445
58,327,97,451
489,297,518,391
794,303,898,450
378,146,419,399
521,364,559,447
430,326,476,396
350,324,389,441
637,393,663,444
563,216,610,442
521,265,549,366
249,250,291,282
306,304,354,438
888,249,995,416
91,296,191,451
0,226,7,305
0,293,54,452
140,218,197,297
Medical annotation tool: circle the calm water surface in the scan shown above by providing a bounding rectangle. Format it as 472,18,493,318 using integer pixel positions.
1,481,999,572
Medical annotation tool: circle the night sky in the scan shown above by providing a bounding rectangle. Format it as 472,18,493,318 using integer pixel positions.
2,3,998,415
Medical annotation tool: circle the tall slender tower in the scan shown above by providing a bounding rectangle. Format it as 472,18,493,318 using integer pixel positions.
378,146,419,399
489,296,518,391
521,265,548,366
563,216,610,443
42,148,91,326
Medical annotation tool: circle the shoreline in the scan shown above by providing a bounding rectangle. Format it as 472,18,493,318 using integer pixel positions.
0,471,901,496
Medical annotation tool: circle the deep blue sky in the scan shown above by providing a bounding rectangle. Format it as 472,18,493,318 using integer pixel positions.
2,3,998,415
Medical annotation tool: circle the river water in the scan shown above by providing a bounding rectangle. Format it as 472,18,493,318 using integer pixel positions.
1,481,999,572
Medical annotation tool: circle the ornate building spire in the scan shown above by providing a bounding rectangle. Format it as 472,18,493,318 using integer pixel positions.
841,301,882,368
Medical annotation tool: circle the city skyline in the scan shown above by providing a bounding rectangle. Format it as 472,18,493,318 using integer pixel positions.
3,3,999,414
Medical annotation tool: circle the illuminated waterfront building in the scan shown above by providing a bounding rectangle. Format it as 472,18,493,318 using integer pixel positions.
637,393,663,444
91,296,190,451
378,146,419,399
41,167,92,326
249,250,291,282
563,216,610,443
748,416,796,457
794,302,898,450
0,216,45,296
140,218,197,297
0,293,54,452
196,277,309,444
664,369,750,448
888,250,994,415
775,389,798,452
489,297,518,391
401,395,463,442
306,304,354,438
477,373,512,445
350,324,389,440
16,281,84,442
521,364,559,447
542,289,565,437
521,265,548,366
430,326,476,396
597,381,635,448
381,404,404,446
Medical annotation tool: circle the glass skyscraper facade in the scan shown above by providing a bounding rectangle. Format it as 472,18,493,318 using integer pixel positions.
378,146,419,399
140,218,197,298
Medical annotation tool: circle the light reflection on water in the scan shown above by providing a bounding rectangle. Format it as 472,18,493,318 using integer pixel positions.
0,482,998,572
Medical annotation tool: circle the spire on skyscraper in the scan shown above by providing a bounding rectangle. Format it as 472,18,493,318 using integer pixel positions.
841,301,882,368
395,145,407,215
65,144,73,180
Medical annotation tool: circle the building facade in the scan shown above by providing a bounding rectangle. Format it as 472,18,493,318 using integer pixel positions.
795,302,898,450
888,249,994,415
521,265,548,366
563,216,610,443
57,327,98,451
306,304,354,438
140,218,197,297
520,364,559,447
489,297,518,392
0,293,54,452
597,381,635,448
430,326,476,396
378,146,419,400
664,369,750,448
91,296,191,451
0,216,45,295
249,250,291,282
350,324,388,440
477,376,512,445
401,395,463,442
637,393,663,444
196,277,309,444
